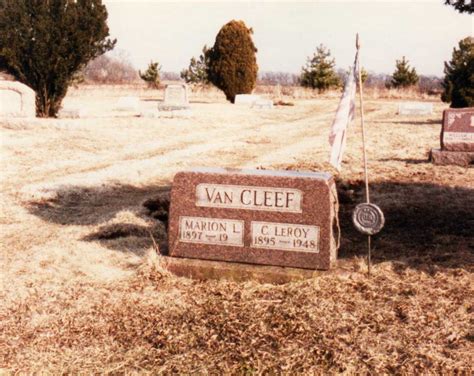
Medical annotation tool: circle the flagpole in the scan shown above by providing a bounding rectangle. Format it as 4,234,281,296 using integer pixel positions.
356,34,370,205
356,33,372,276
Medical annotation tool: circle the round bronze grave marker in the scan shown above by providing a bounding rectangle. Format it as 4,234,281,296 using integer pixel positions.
352,203,385,235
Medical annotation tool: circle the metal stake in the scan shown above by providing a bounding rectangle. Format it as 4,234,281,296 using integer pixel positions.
368,235,371,277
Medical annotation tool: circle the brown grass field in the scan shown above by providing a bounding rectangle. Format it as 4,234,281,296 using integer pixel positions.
0,84,473,373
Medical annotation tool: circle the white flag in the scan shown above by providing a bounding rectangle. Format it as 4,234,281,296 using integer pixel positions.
329,52,358,170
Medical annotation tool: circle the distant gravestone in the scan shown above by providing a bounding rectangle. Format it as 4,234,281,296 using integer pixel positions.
140,109,160,118
58,107,85,119
234,94,261,106
441,108,474,152
0,80,35,118
115,96,140,112
168,168,339,270
398,102,433,115
158,84,189,111
431,108,474,166
252,99,274,110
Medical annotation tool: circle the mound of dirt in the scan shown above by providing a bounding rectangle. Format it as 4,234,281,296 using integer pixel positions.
142,190,170,223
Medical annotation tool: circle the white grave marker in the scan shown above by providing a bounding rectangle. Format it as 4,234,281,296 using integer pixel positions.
0,80,36,118
115,96,140,112
252,99,274,109
234,94,261,106
398,102,433,116
159,84,189,111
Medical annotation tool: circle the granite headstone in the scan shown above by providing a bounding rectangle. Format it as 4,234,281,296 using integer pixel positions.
431,108,474,166
168,168,339,270
441,108,474,152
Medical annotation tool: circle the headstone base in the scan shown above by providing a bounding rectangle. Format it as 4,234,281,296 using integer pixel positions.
252,99,274,109
58,108,85,118
430,148,474,166
158,104,190,111
140,109,160,118
158,109,192,118
161,256,343,284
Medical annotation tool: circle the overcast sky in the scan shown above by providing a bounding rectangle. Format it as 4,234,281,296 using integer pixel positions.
103,1,473,76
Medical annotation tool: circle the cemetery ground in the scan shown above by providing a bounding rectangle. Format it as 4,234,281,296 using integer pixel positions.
0,84,472,373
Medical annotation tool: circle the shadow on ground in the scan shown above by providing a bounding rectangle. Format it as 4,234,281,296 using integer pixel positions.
27,184,171,255
376,119,441,126
337,178,473,272
26,179,473,271
378,157,429,164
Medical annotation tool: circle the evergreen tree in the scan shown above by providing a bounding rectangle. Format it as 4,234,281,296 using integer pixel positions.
0,0,115,117
344,66,368,85
180,45,210,85
390,56,419,88
441,37,474,108
300,44,341,92
207,20,258,103
445,0,473,14
139,61,161,89
358,67,368,85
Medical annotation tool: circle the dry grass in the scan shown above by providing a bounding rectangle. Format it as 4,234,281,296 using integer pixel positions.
73,82,440,104
1,256,472,374
0,84,472,373
253,84,438,101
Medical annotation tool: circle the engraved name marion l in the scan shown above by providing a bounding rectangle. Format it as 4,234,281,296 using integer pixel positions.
195,183,302,213
444,132,474,143
179,216,244,247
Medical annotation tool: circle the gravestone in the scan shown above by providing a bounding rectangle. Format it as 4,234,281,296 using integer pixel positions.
431,108,474,166
140,109,160,118
398,102,433,115
441,108,474,152
234,94,261,106
115,96,140,112
0,80,36,118
158,84,189,111
252,99,274,110
168,168,338,270
58,107,86,118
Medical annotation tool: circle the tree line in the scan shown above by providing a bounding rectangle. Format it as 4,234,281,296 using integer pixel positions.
0,0,472,117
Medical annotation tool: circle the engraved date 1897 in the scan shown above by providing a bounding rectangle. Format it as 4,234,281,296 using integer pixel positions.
179,216,244,247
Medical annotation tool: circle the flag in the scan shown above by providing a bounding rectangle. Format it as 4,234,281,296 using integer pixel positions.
329,51,359,170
